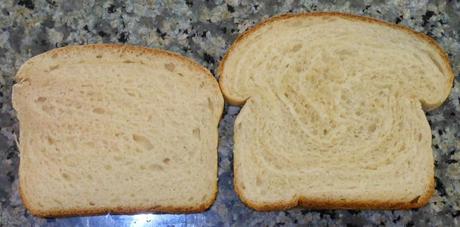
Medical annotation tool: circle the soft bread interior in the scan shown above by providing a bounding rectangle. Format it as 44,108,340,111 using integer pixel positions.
13,45,223,216
220,13,453,209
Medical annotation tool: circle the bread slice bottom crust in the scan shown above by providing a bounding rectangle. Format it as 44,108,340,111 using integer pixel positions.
19,183,217,217
234,174,434,211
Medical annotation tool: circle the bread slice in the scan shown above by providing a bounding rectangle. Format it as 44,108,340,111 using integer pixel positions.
219,12,454,210
12,44,223,217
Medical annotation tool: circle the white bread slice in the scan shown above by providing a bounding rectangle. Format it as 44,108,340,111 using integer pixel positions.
12,44,223,217
219,12,454,210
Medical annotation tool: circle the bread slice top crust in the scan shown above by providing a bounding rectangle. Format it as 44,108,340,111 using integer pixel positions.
219,12,453,109
219,12,453,211
13,44,224,217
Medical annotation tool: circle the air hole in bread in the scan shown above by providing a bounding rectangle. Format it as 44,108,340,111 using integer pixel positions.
425,51,444,75
96,55,102,58
123,88,136,97
36,97,47,103
207,97,213,111
330,121,337,128
193,128,201,139
93,107,105,114
89,202,95,206
132,134,154,150
47,136,55,145
290,44,302,52
62,173,70,180
48,65,60,72
104,164,112,170
123,60,135,64
177,72,184,77
188,197,194,201
164,63,175,72
336,49,352,57
52,199,63,205
163,158,170,164
364,165,377,170
295,65,303,73
368,124,377,133
399,145,406,152
256,176,262,186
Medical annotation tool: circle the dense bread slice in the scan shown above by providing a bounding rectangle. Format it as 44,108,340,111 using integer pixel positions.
13,44,224,217
219,12,454,210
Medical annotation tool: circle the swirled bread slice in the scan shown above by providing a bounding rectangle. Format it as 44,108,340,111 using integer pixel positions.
219,13,454,210
13,44,223,217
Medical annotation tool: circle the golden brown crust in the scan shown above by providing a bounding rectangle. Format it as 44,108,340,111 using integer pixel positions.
234,170,435,211
16,44,222,217
223,12,446,211
218,12,455,109
20,181,218,217
17,44,220,90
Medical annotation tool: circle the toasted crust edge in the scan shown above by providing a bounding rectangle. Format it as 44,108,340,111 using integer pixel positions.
217,12,455,110
19,183,218,218
15,44,224,217
220,12,448,211
234,168,435,211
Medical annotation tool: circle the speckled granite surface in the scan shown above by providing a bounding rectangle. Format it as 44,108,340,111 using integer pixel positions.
0,0,459,226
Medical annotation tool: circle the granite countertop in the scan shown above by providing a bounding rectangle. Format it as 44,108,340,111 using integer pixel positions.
0,0,459,226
